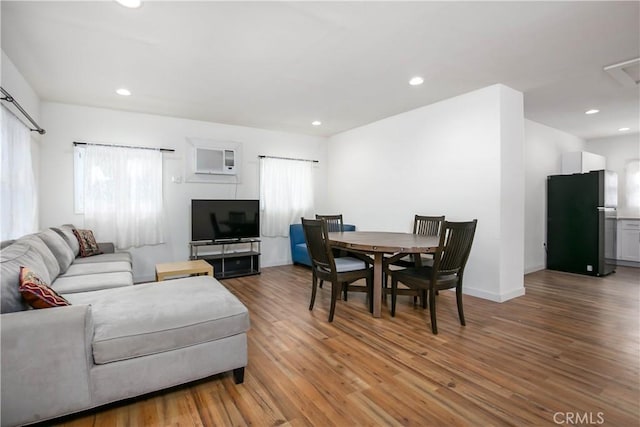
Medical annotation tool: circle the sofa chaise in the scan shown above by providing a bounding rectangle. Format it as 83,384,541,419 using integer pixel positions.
0,225,249,427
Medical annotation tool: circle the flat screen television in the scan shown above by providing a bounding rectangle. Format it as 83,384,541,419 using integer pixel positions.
191,199,260,242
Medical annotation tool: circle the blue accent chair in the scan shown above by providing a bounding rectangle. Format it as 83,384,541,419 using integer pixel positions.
290,223,356,267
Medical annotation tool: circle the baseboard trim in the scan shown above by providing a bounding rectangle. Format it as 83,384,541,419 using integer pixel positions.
135,275,157,284
464,286,526,303
263,259,291,268
524,265,545,275
615,260,640,268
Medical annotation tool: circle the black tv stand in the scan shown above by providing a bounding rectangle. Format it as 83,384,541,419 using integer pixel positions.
189,239,260,279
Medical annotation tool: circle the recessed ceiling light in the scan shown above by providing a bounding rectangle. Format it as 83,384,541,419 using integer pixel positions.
618,127,630,132
116,88,131,96
115,0,141,8
409,76,424,86
311,121,322,126
585,109,600,115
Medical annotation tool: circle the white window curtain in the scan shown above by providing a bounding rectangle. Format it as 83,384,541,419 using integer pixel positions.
0,105,37,240
259,157,314,237
626,160,640,211
83,144,165,249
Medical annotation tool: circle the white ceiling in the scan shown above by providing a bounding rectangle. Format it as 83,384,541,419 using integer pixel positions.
2,1,639,140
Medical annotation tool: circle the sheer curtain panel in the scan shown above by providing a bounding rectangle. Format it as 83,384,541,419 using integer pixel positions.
1,105,37,240
83,144,165,249
260,157,314,237
626,160,640,211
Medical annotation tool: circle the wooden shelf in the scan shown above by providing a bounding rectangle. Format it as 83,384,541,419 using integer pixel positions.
189,239,260,279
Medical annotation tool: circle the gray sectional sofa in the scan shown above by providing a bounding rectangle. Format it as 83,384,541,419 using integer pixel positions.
0,225,249,427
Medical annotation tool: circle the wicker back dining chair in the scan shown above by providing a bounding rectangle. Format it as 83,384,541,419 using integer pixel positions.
315,214,344,232
314,214,347,291
389,219,477,334
302,218,372,322
414,215,444,237
395,215,445,268
383,215,445,303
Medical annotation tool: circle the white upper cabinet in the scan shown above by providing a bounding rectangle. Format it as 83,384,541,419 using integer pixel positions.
562,151,606,174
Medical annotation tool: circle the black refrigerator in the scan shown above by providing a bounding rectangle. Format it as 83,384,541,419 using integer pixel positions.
546,170,617,276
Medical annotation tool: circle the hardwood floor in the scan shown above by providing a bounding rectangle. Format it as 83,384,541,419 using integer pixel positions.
57,265,639,426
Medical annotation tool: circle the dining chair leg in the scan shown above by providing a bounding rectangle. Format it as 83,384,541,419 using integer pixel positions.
429,287,438,334
456,285,466,326
383,274,388,302
309,271,318,311
367,274,373,313
421,289,427,309
343,283,348,301
328,281,339,322
390,277,398,317
319,280,323,289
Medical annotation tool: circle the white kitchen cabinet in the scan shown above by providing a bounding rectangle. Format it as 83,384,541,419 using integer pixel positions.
562,151,606,174
617,219,640,262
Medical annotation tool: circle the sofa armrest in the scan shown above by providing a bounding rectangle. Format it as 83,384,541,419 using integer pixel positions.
1,305,94,427
290,224,304,255
97,242,115,253
289,224,305,244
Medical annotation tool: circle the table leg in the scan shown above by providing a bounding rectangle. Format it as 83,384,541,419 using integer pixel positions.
373,253,383,317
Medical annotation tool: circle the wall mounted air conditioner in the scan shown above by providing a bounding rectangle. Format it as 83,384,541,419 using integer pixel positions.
194,147,236,175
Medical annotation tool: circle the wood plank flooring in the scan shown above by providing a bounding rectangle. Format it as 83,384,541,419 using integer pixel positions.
55,265,639,426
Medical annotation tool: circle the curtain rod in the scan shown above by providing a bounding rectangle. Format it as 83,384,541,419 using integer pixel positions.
0,87,46,135
258,155,318,163
73,141,175,153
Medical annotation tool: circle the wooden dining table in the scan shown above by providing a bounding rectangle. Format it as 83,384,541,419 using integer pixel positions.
328,231,439,318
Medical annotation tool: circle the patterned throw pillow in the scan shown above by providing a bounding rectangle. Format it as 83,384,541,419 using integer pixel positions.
72,228,103,257
19,266,71,309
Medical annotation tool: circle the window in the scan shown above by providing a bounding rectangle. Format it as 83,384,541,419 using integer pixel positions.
626,159,640,211
1,106,37,240
259,157,314,237
75,144,165,248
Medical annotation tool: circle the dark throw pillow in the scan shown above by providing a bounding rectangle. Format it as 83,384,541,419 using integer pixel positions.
19,266,71,309
72,228,103,257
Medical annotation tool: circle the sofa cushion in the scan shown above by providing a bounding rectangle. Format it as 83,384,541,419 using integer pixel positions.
37,229,75,274
60,261,131,277
71,252,132,265
1,242,51,313
73,229,103,257
15,235,60,283
19,267,71,309
52,225,80,257
65,276,250,364
333,257,368,272
52,271,133,294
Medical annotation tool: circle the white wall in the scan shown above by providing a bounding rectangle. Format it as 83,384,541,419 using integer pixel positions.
585,133,640,218
1,51,40,127
1,50,42,229
499,87,525,298
39,102,328,282
327,84,525,302
523,119,584,273
7,40,620,287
